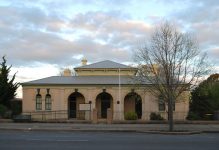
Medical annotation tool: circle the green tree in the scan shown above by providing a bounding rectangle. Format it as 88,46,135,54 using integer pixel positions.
0,56,19,109
189,74,219,120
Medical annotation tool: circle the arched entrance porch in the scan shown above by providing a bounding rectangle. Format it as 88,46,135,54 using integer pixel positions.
96,92,113,119
68,92,85,119
124,92,142,119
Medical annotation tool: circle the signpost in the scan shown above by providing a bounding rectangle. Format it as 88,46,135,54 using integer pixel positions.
79,104,91,111
79,103,91,120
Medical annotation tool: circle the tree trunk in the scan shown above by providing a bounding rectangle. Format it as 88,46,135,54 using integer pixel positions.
168,97,174,131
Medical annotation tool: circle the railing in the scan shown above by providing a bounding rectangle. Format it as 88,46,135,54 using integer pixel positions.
113,111,188,121
22,110,188,121
22,110,91,121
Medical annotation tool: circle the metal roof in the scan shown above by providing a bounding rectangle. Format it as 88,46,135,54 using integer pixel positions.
75,60,136,69
22,76,150,86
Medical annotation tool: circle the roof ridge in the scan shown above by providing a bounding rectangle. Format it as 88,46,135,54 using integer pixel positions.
75,60,134,69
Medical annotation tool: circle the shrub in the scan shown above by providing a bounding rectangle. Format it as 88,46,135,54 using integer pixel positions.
150,112,164,120
3,110,12,119
125,112,138,120
0,104,8,118
186,112,202,120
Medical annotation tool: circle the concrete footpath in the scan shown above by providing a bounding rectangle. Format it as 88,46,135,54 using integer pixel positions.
0,122,219,134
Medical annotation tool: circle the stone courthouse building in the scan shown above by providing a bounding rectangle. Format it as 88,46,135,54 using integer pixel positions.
22,59,189,122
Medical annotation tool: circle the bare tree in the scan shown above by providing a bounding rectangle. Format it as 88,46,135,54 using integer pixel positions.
134,22,210,131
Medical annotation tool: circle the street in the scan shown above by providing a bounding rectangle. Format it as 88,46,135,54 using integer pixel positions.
0,130,218,150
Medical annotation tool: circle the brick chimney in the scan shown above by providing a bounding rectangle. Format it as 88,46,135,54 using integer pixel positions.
81,58,87,66
63,68,71,76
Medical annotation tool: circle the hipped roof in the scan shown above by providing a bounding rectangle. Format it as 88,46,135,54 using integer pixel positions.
22,76,150,86
75,60,136,69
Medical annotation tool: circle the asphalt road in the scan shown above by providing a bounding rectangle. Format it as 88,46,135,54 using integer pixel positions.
0,130,219,150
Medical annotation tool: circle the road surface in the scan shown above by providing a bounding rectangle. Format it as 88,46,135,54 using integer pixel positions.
0,130,218,150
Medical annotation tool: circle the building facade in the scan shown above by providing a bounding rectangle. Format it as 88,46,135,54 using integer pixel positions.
22,60,189,122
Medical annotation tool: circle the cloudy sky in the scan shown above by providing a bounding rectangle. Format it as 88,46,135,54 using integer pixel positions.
1,0,219,97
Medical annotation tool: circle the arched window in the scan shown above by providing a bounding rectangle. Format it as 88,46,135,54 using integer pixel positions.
36,94,42,110
158,96,165,111
45,94,51,110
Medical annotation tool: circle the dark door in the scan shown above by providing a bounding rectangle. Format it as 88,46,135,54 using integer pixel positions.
69,97,76,118
101,98,110,118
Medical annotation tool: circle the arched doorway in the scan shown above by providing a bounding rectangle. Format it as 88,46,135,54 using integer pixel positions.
96,92,113,119
68,92,85,119
124,92,142,119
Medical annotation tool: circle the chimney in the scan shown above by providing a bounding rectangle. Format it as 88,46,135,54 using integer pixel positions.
81,58,87,66
63,68,71,76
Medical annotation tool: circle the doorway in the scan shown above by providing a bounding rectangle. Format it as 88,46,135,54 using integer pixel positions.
68,92,85,119
96,92,113,119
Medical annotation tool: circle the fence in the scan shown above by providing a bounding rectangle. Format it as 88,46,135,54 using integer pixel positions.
22,110,91,121
113,111,188,121
22,110,188,121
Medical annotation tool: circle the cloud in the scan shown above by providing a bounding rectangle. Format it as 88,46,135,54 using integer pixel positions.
0,2,218,64
1,0,219,98
155,0,219,67
0,3,152,67
69,11,152,48
208,47,219,64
